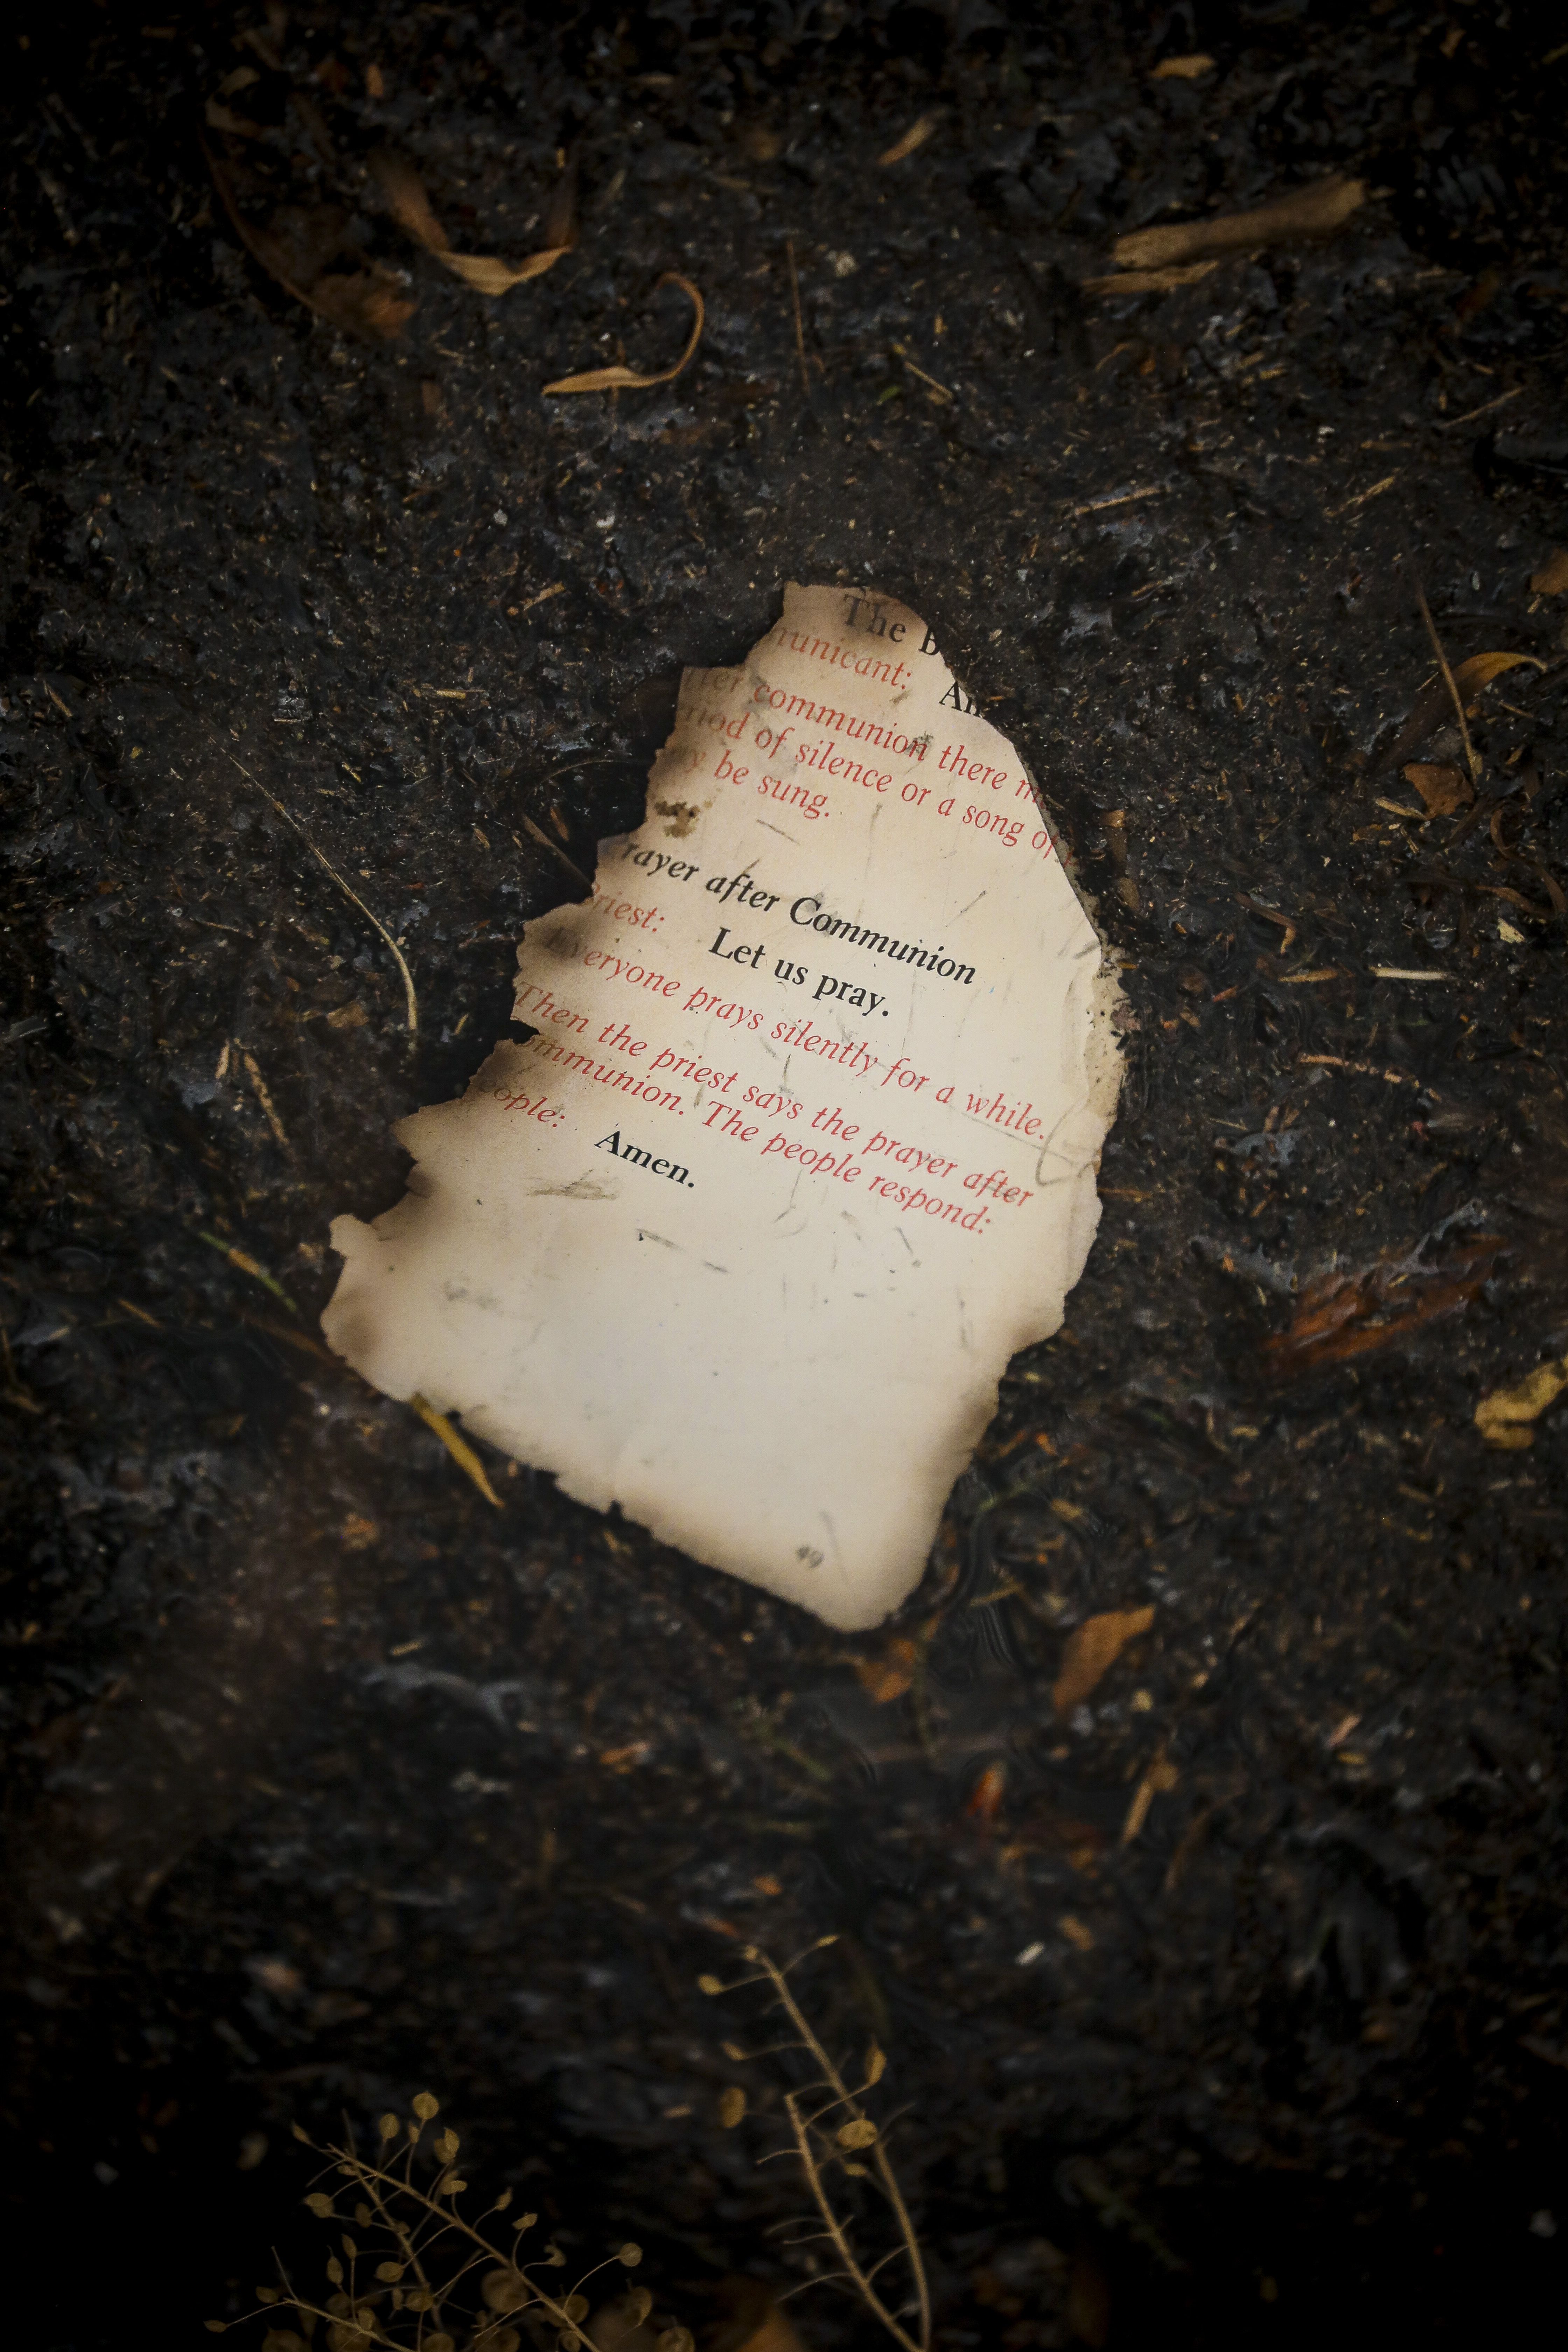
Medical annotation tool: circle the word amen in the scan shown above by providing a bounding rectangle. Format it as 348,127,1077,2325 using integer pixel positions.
789,898,976,986
597,1131,693,1186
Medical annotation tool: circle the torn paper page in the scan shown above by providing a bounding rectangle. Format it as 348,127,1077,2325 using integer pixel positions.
323,584,1122,1630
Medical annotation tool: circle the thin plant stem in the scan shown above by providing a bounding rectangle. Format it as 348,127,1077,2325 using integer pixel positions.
1416,584,1480,783
233,756,419,1034
750,1949,931,2352
786,240,809,399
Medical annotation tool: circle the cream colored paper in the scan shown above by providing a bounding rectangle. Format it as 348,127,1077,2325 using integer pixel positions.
324,586,1121,1629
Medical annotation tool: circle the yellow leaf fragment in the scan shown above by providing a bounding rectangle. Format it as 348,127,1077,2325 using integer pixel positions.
370,149,574,294
410,1394,503,1507
718,2085,747,2128
837,2118,878,2149
878,113,938,166
1475,1356,1568,1450
1120,1757,1180,1845
1152,53,1216,79
543,273,705,394
1530,549,1568,596
1452,649,1547,707
1111,174,1365,272
1052,1606,1156,1717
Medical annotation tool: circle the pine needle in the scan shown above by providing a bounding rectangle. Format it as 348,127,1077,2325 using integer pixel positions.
410,1393,504,1507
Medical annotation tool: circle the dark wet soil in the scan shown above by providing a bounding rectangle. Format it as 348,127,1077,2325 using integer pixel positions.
4,2,1568,2345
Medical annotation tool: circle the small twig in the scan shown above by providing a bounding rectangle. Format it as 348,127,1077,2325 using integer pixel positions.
239,1046,293,1155
1065,483,1167,519
517,808,592,890
234,755,419,1034
198,1230,299,1317
1435,382,1522,431
1,1324,43,1415
890,343,953,404
786,239,809,399
1415,584,1480,783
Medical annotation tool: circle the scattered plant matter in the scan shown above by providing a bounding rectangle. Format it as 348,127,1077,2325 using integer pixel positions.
701,1941,930,2352
206,2094,670,2352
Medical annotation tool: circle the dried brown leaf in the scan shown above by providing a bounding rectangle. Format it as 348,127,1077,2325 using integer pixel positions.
1261,1240,1504,1380
1111,174,1365,272
1082,259,1219,296
1452,649,1546,700
878,113,938,166
544,273,705,394
1151,53,1216,79
1375,648,1546,776
1531,549,1568,596
202,140,413,340
1476,1356,1568,1449
310,270,417,340
718,2085,747,2128
1402,761,1472,816
205,98,264,138
851,1634,918,1704
369,149,575,294
1052,1608,1155,1716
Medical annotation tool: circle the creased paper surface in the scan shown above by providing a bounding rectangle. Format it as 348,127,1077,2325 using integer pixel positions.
324,586,1121,1629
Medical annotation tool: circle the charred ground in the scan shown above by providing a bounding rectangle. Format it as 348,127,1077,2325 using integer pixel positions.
3,2,1568,2345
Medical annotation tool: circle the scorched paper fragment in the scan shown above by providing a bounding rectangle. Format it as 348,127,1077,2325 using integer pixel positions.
324,585,1122,1629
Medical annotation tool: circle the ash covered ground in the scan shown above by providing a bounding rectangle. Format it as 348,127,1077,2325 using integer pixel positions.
3,2,1568,2344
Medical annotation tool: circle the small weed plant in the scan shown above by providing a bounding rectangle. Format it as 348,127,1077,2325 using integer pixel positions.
209,1941,926,2352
